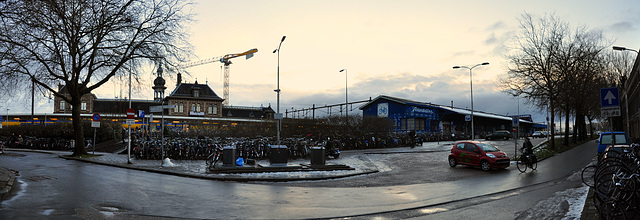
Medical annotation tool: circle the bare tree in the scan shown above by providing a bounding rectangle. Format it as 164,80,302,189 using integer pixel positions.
500,13,569,150
0,0,193,156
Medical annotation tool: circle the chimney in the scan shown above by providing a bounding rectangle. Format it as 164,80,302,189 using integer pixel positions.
176,72,182,86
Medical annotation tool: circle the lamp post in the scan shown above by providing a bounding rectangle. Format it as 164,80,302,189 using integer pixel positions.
127,58,133,164
340,69,348,126
453,62,489,140
273,36,286,145
612,46,638,135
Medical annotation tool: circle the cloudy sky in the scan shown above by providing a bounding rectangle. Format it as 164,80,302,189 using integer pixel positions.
10,0,640,124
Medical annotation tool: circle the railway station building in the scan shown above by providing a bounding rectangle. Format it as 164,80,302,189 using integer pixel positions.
360,95,542,138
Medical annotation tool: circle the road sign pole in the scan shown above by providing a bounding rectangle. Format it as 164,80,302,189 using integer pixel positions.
93,127,97,155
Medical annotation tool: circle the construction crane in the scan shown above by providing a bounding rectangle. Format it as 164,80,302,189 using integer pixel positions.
180,48,258,106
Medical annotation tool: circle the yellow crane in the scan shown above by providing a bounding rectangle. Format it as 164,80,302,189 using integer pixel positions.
181,48,258,106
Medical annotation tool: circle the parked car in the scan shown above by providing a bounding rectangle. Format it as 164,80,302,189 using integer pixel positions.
596,131,629,160
532,131,546,138
484,130,512,140
448,141,510,171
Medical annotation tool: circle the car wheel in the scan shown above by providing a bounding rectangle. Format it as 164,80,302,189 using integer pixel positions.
503,136,508,140
448,157,457,167
480,161,491,171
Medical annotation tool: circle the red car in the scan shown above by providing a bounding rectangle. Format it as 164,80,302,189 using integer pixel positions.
448,141,510,171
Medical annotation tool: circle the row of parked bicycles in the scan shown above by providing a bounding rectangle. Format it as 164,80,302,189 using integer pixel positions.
582,143,640,219
0,136,73,151
130,136,344,162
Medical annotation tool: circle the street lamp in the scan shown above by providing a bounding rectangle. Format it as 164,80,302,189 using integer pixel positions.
340,69,348,126
613,46,639,53
612,46,638,135
453,62,489,140
273,36,286,146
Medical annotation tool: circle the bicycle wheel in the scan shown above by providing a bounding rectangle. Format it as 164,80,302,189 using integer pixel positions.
516,156,527,173
581,165,597,187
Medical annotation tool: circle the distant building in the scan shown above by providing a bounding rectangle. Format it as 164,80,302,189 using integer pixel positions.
53,85,97,114
360,95,537,138
53,65,274,121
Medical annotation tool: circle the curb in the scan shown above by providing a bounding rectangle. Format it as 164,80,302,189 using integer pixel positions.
0,167,16,202
59,155,379,182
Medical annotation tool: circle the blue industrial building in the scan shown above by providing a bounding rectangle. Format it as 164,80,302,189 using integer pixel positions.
360,95,545,138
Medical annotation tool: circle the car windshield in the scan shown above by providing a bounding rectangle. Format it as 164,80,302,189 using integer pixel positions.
476,143,500,152
600,134,628,145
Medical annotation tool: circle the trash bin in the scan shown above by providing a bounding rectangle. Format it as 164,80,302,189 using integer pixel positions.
310,147,325,166
269,145,288,164
223,146,236,166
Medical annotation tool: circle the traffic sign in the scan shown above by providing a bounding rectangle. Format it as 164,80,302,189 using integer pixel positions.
139,110,145,118
601,107,621,117
512,117,519,126
91,121,100,128
92,113,101,121
464,115,471,122
600,87,620,108
126,108,135,119
126,119,135,125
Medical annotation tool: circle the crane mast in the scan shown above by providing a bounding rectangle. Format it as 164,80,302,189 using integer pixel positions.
180,48,258,105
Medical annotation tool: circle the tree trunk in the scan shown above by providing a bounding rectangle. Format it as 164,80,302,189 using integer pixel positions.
549,100,556,150
71,100,87,156
564,108,570,146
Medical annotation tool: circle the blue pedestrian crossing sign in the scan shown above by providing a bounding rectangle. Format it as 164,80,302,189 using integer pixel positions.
600,87,620,107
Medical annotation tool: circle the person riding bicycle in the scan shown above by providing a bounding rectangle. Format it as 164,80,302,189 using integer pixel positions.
522,137,534,168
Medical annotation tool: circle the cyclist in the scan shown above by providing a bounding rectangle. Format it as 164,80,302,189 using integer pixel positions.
522,137,534,168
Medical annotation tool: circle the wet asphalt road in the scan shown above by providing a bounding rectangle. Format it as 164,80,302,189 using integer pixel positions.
0,138,594,219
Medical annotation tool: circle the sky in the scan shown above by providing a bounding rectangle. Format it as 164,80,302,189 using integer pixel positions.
6,0,640,124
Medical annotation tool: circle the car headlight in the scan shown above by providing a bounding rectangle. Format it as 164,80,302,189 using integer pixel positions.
486,153,496,158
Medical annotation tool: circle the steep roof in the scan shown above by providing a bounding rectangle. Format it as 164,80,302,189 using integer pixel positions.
167,81,223,101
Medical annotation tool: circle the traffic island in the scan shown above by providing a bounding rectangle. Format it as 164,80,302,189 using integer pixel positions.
208,163,354,174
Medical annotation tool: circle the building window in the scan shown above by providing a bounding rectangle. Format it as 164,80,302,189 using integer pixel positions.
208,104,213,115
179,103,184,113
213,104,218,115
193,90,199,97
196,103,201,112
191,104,195,112
59,100,66,111
81,101,87,111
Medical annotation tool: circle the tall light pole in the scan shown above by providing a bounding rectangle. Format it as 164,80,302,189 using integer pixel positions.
612,46,638,135
127,58,133,164
340,69,348,126
273,36,286,145
453,62,489,140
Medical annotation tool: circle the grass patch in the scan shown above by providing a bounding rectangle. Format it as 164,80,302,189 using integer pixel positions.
533,137,596,161
512,136,596,161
